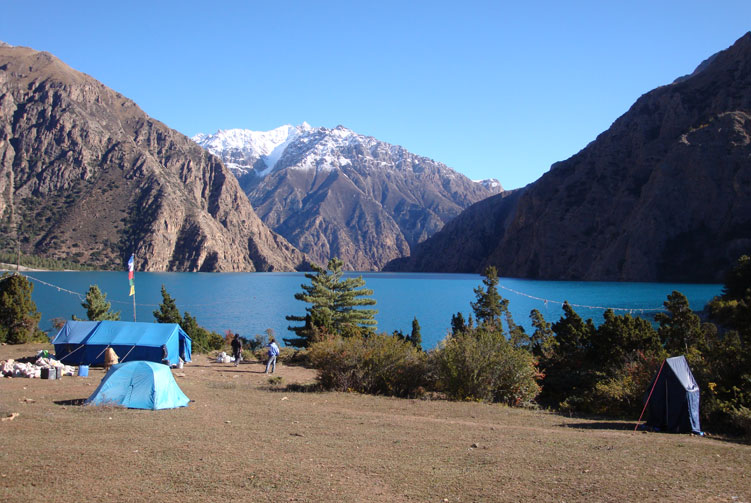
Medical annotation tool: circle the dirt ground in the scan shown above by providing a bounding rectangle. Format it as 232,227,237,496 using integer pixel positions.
1,343,750,502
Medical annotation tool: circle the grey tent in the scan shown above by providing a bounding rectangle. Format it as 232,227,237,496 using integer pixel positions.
644,355,702,434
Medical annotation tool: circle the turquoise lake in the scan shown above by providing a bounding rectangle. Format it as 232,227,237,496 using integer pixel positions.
22,271,722,349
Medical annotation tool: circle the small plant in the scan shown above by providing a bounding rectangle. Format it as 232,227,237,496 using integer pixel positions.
267,376,284,387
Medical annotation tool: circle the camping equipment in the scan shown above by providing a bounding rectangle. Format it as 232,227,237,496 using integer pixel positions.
641,355,702,434
52,320,192,366
85,360,190,410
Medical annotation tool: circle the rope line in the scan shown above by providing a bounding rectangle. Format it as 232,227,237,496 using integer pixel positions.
499,284,665,314
22,273,230,308
21,272,668,315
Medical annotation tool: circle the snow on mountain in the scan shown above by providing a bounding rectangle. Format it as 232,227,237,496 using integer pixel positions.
192,122,313,175
192,122,499,270
474,178,504,194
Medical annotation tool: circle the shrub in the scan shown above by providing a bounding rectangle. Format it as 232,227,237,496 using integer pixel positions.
430,327,541,406
560,352,663,416
0,273,43,344
307,333,429,397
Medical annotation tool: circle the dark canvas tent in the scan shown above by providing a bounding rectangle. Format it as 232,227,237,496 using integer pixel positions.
52,320,191,366
644,355,702,434
86,361,190,410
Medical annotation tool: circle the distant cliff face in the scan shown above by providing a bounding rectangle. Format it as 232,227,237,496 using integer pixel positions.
388,33,751,282
195,125,500,270
0,45,306,271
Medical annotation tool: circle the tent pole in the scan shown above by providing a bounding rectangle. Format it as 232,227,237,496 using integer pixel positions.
634,360,665,432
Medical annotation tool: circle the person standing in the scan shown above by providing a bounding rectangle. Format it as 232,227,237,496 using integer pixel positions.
231,333,243,367
265,338,280,374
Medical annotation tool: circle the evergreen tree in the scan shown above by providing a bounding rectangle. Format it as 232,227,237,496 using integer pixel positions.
451,312,467,335
79,284,120,321
655,291,706,354
470,266,505,327
182,311,224,353
705,255,751,432
0,273,42,344
285,258,377,347
593,309,661,365
410,316,422,350
529,309,554,358
153,285,182,325
469,266,522,342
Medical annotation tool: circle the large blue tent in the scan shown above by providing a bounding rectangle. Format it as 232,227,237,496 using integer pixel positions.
644,355,702,434
52,321,191,366
86,360,190,410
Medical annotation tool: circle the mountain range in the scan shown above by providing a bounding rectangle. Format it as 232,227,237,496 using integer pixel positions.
0,43,306,272
193,124,501,270
2,32,748,282
387,32,751,282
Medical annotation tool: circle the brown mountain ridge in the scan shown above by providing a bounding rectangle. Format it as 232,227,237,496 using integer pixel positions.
387,32,751,282
0,44,307,271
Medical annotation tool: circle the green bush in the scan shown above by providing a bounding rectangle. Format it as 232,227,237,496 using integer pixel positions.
0,273,44,344
307,333,429,397
430,327,541,406
559,352,663,416
253,346,304,365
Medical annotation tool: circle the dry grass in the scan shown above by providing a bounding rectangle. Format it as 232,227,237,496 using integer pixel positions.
1,343,750,502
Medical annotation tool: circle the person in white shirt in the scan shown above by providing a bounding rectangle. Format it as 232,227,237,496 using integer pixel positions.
265,338,280,374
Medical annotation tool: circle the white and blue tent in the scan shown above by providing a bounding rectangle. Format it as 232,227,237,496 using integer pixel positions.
52,321,191,366
86,360,190,410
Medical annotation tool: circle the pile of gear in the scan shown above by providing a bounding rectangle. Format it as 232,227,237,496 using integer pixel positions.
1,351,76,378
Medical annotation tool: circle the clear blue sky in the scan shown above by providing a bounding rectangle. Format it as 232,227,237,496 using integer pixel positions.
2,1,750,189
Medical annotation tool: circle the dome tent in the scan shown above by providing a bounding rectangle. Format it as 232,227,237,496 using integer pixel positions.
86,361,190,410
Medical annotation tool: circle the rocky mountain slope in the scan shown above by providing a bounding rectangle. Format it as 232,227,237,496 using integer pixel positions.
387,32,751,282
0,43,307,271
194,125,502,270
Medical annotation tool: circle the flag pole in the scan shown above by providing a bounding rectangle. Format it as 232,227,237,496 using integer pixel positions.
128,253,137,322
132,254,137,322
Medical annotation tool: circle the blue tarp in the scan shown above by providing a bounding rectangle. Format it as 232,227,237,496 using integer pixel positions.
51,321,192,366
86,360,190,410
645,355,702,434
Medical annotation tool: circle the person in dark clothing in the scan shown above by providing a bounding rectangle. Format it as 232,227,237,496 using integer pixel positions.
231,333,243,367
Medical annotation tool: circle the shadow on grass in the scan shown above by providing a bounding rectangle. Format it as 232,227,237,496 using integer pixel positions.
54,398,87,406
213,368,269,374
277,382,324,393
559,421,637,431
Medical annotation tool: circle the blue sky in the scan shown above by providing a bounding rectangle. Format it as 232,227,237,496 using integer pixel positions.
2,1,750,189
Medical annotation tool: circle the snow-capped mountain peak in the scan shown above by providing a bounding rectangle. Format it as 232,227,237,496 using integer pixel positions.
192,123,312,174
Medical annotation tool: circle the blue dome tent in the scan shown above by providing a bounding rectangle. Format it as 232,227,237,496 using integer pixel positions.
86,361,190,410
643,356,702,434
52,320,191,366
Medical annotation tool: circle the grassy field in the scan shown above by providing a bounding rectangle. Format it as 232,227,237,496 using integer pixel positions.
1,343,749,502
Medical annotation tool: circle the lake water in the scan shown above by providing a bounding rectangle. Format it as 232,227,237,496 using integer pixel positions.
21,271,722,349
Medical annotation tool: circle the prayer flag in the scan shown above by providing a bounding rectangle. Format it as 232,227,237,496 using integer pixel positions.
127,254,135,296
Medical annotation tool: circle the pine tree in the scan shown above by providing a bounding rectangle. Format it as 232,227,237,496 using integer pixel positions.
529,309,554,358
153,285,182,325
80,284,120,321
285,258,377,347
470,266,505,327
0,273,41,344
451,312,467,335
655,291,706,354
410,316,422,350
